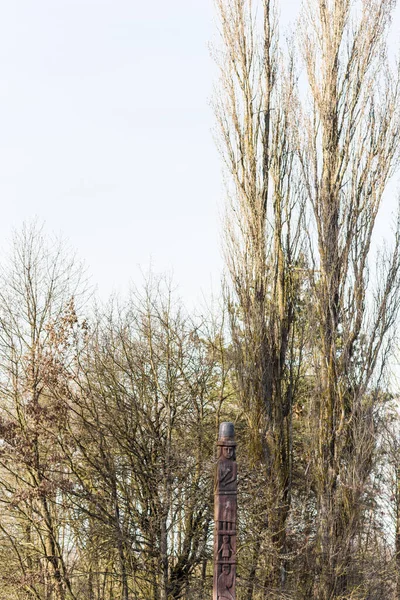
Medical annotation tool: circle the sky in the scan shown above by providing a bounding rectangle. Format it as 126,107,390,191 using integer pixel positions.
0,0,398,308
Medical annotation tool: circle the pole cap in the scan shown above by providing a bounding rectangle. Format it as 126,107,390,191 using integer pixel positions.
217,421,236,446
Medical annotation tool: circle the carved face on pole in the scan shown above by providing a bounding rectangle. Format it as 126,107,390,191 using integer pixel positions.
222,446,234,460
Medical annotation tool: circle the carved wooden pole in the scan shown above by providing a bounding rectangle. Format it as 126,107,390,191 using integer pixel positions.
213,422,237,600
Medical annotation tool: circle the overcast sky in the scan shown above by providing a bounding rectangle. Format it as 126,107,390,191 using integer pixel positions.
0,1,398,307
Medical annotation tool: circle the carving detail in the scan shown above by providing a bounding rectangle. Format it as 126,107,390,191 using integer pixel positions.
217,564,234,600
213,422,237,600
218,534,233,561
222,500,234,530
216,446,237,493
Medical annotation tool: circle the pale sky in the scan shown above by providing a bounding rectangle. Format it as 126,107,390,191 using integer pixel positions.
0,0,398,307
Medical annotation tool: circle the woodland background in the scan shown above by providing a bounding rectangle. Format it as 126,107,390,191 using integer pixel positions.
1,0,400,599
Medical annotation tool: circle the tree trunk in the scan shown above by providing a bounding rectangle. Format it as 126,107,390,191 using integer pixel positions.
160,516,169,600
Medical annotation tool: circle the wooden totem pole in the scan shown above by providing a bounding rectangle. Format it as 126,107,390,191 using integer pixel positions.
213,422,237,600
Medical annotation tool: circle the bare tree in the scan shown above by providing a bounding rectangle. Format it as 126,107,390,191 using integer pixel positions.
214,0,306,593
0,223,86,600
57,279,230,600
296,0,400,596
